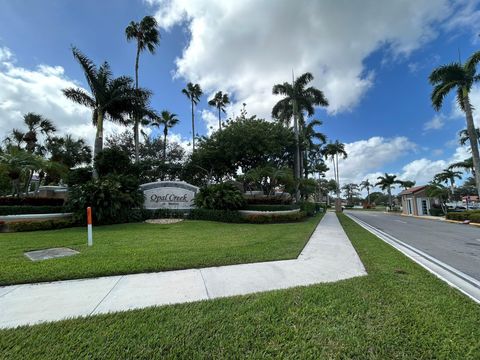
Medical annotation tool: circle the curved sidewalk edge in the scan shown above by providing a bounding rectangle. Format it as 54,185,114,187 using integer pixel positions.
0,212,366,329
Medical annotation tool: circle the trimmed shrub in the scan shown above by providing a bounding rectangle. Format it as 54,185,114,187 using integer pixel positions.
0,197,64,206
0,205,65,216
195,183,246,210
429,208,444,217
245,196,292,205
469,213,480,223
446,210,480,222
243,204,299,211
6,219,76,232
298,201,316,216
67,177,144,225
188,209,243,223
243,211,306,224
141,209,188,220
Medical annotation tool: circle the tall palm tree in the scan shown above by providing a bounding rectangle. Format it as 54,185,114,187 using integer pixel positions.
375,173,399,209
182,82,203,151
302,119,327,177
342,183,359,205
63,47,143,177
429,51,480,196
208,91,230,130
322,140,347,211
272,72,328,201
126,15,160,163
434,169,462,198
22,113,56,153
360,179,373,205
153,110,179,162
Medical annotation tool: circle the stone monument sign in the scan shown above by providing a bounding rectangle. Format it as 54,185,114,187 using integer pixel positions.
140,181,199,210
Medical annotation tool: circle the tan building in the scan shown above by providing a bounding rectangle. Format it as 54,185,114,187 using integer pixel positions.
399,185,434,216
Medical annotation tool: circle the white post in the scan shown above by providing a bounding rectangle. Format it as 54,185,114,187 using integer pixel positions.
87,207,93,246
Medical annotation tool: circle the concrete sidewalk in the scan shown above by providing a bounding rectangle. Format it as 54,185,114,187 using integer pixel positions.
0,212,366,329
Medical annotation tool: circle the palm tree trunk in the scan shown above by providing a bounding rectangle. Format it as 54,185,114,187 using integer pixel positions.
93,111,104,179
388,187,392,209
163,129,168,163
463,92,480,197
292,99,301,202
191,100,195,152
367,188,370,205
134,44,141,163
335,153,342,212
218,107,222,130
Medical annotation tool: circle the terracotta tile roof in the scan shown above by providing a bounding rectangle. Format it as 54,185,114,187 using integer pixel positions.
398,185,427,196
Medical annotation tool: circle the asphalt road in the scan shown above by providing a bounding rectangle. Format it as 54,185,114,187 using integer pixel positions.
345,211,480,281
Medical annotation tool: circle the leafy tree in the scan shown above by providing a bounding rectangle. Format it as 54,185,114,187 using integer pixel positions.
125,15,160,162
208,91,230,130
184,116,295,186
301,119,327,178
182,82,203,151
429,51,480,195
63,47,145,174
245,165,293,195
369,191,389,206
360,179,373,204
272,72,329,201
375,173,399,209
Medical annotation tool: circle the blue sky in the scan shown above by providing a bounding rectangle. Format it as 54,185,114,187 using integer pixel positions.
1,0,480,189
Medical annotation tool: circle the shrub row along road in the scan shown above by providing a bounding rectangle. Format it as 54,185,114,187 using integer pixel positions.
346,211,480,281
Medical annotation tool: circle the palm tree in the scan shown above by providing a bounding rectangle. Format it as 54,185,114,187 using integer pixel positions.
322,140,347,211
0,149,45,196
302,119,327,177
126,15,160,163
429,51,480,196
4,129,26,150
208,91,230,130
22,113,56,153
426,183,450,214
434,169,462,198
46,135,92,169
360,179,373,205
63,47,142,176
449,157,475,176
272,73,328,198
398,180,416,190
153,110,179,162
182,82,203,151
375,173,399,209
342,183,359,205
458,128,480,146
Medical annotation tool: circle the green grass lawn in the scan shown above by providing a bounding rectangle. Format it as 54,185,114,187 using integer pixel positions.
1,213,479,359
0,215,322,285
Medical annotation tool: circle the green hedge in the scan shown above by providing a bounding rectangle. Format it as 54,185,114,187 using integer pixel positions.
0,197,64,206
429,208,444,217
245,196,292,205
5,219,77,232
188,209,243,223
141,209,189,220
446,210,480,222
243,204,299,211
243,211,307,224
0,206,65,216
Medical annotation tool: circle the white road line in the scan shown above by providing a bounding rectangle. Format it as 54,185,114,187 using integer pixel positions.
346,213,480,304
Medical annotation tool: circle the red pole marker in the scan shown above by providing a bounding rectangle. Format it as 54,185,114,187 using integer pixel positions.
87,207,93,246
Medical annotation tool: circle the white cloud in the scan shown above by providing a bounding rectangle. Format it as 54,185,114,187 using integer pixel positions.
0,46,133,149
325,136,416,184
423,114,445,131
148,0,461,118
